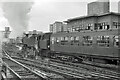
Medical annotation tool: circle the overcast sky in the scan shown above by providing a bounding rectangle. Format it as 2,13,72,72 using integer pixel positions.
0,0,119,32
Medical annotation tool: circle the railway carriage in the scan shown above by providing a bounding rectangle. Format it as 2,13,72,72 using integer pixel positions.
50,29,120,64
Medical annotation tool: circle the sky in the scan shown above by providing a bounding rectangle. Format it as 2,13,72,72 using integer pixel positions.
0,0,119,32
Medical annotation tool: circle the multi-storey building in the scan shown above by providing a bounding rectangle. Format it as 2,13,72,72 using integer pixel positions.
50,24,54,33
66,12,120,32
50,21,67,33
1,27,11,38
28,30,43,35
62,23,68,32
65,0,119,32
87,0,109,15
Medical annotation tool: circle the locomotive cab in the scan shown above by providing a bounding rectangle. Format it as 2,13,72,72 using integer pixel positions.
38,33,52,49
38,33,52,58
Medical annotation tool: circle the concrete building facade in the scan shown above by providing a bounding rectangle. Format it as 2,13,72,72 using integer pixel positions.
50,21,67,33
50,24,54,33
87,0,109,15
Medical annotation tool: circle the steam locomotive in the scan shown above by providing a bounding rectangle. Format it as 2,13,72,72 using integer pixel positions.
21,28,120,64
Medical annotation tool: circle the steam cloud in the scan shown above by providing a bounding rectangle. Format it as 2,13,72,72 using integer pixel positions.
1,1,34,38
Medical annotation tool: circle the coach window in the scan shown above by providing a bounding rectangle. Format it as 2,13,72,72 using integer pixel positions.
75,27,80,32
60,37,63,41
56,37,60,43
97,36,109,47
83,36,93,46
65,37,68,41
74,36,79,42
60,37,64,45
70,37,74,41
51,37,55,44
73,36,79,45
114,36,119,47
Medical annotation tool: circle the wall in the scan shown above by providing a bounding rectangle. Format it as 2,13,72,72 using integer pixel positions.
67,17,97,32
87,1,109,15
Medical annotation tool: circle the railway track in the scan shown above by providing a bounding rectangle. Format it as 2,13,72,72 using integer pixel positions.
3,48,120,80
3,48,89,79
2,57,45,80
12,57,88,79
11,56,120,80
2,50,64,80
50,59,120,79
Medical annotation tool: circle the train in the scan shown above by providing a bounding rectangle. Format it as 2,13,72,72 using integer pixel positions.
20,28,120,65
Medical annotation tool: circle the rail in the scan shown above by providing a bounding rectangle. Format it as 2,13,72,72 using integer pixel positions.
12,56,120,80
2,50,48,80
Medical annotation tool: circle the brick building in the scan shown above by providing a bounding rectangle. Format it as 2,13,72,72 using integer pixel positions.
66,12,120,32
64,0,120,32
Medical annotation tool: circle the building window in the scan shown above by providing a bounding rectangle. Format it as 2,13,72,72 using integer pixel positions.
86,24,93,30
94,23,99,30
78,25,85,31
97,36,109,47
113,22,118,29
83,36,93,46
71,26,75,32
94,22,110,30
67,28,71,32
114,36,119,47
75,27,80,32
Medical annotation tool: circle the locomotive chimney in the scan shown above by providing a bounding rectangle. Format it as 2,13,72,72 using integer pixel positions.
5,27,10,32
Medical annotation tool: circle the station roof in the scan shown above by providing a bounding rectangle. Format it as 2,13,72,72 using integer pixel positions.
64,12,120,23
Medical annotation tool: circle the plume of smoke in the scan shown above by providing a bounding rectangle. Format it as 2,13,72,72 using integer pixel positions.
1,1,34,38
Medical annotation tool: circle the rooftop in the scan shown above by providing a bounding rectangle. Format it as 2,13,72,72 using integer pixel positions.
65,12,120,23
